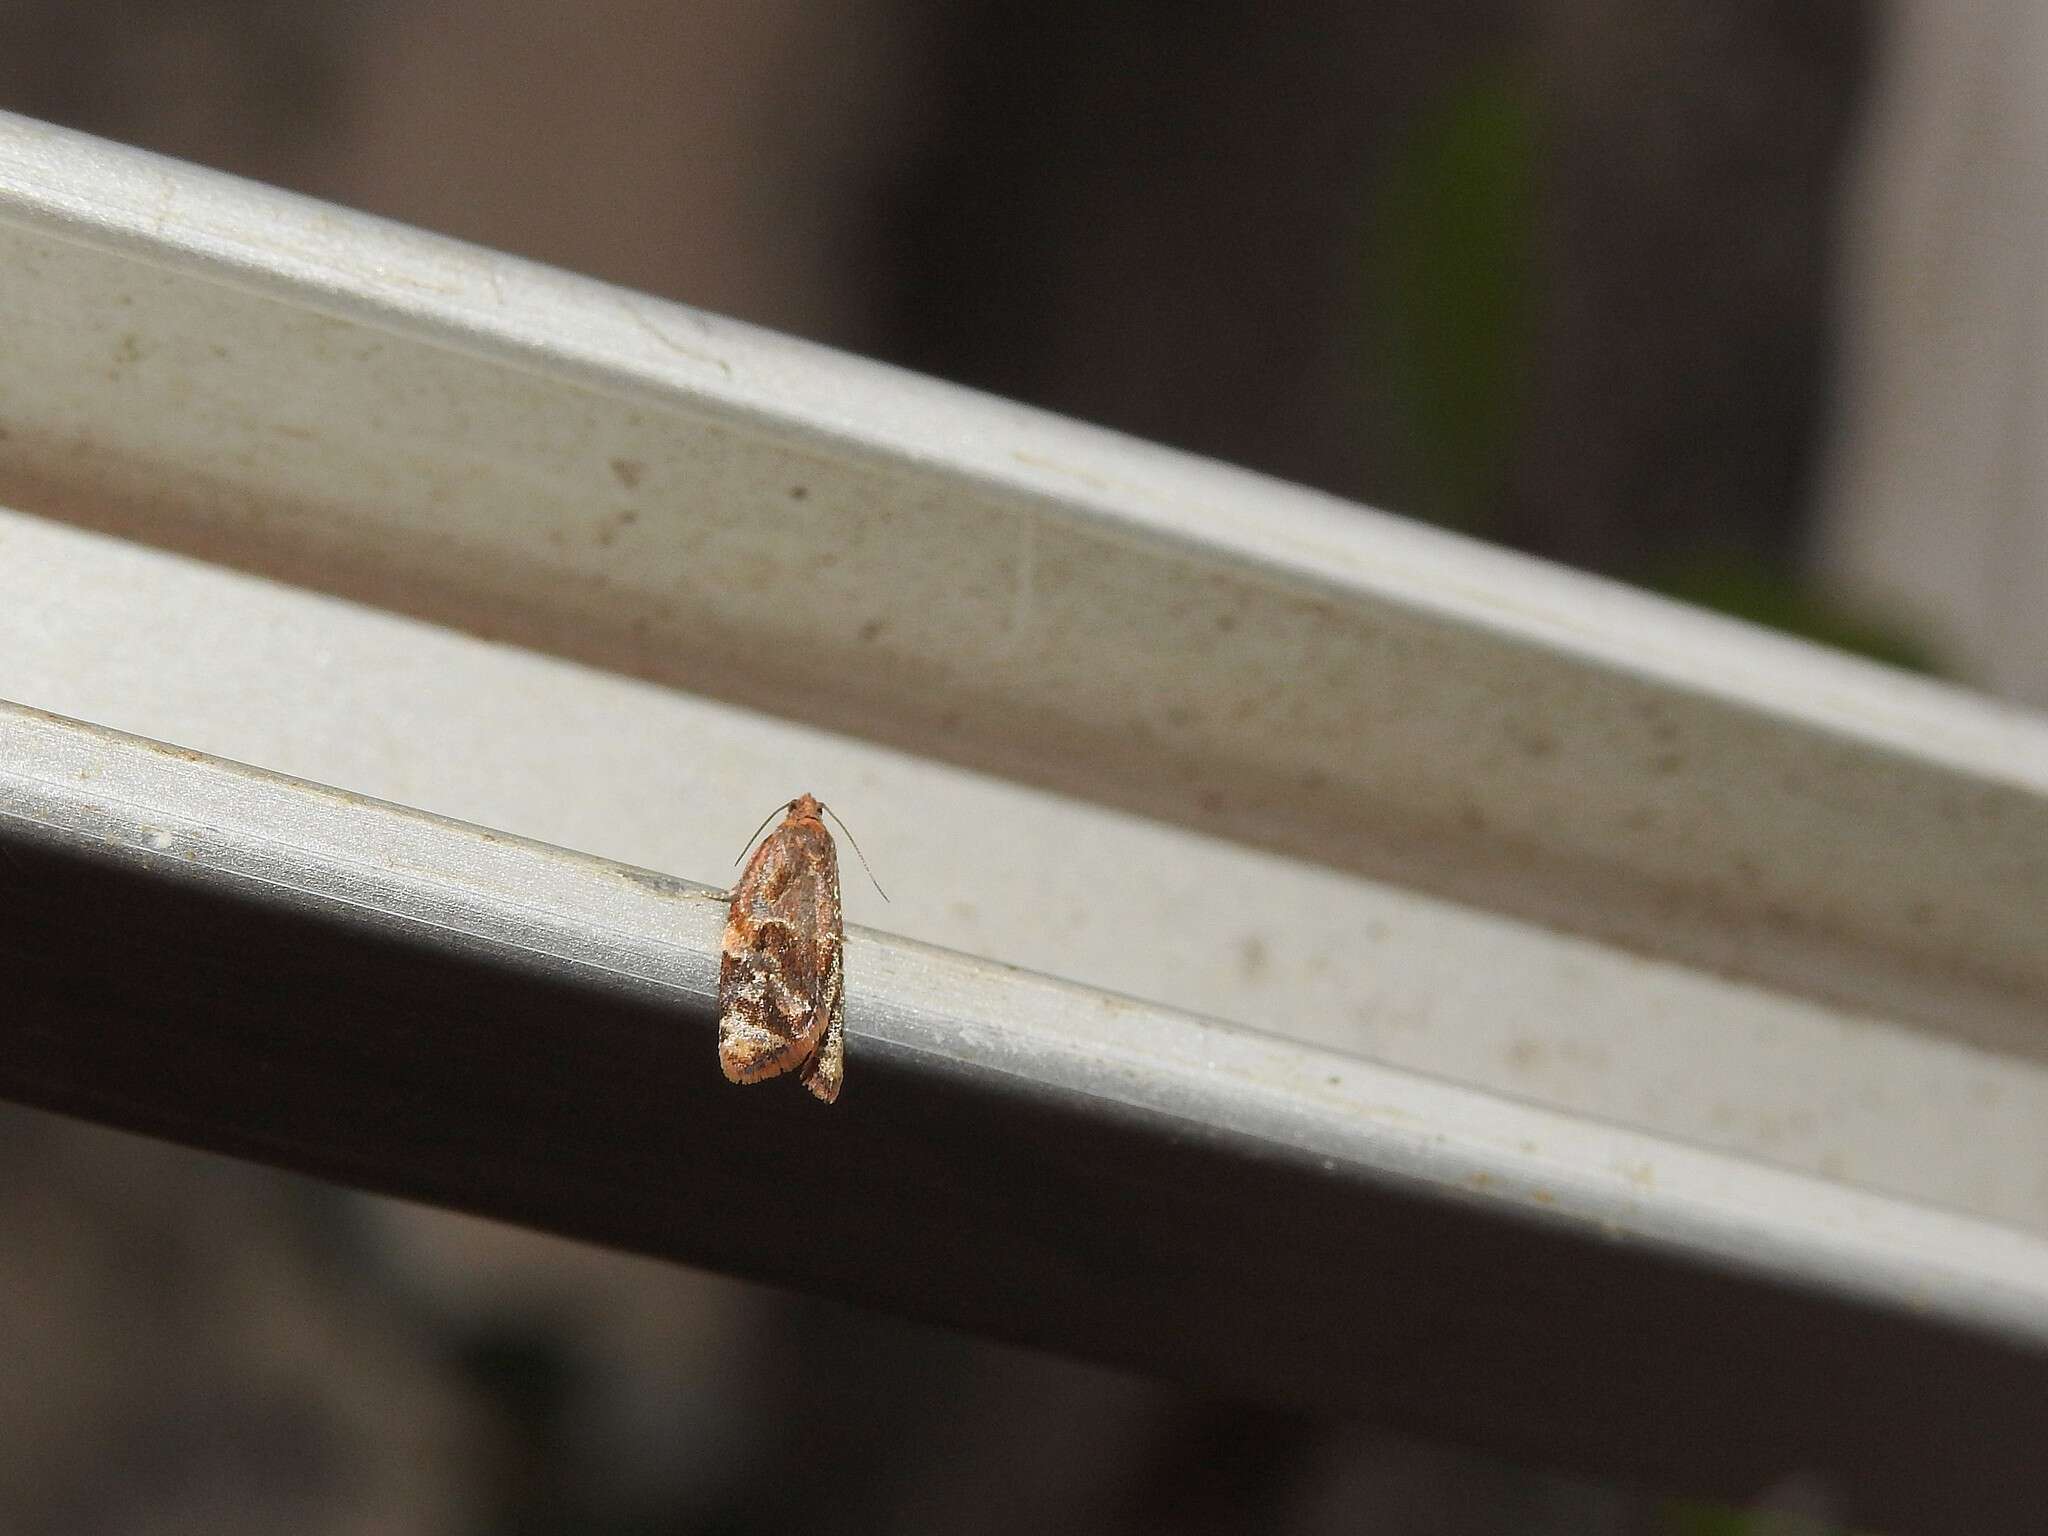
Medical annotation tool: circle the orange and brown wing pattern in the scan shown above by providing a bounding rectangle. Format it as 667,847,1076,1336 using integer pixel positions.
718,795,845,1103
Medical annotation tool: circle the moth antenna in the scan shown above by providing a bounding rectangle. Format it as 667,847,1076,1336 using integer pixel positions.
820,803,889,902
732,800,793,867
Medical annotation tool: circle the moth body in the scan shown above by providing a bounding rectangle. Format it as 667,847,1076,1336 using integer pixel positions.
717,794,844,1103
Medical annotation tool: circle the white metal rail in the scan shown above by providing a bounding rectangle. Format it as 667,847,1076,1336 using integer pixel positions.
4,698,2047,1531
3,112,2048,1527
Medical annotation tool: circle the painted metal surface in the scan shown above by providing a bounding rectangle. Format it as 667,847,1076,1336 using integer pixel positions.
10,509,2048,1236
3,112,2048,1523
5,699,2048,1530
1,110,2045,1070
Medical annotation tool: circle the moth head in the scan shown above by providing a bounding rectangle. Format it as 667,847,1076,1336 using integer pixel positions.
790,793,826,821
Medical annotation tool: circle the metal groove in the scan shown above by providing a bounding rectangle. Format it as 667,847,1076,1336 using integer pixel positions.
3,111,2047,1062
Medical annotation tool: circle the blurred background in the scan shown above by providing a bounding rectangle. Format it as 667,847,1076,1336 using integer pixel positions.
0,2,2033,1531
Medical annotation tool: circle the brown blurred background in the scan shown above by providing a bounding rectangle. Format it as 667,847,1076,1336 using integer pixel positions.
1,1,2023,1531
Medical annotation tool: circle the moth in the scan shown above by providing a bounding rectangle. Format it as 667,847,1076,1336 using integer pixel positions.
718,794,850,1103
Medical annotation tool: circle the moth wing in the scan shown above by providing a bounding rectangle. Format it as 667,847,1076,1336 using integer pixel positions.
717,951,816,1082
717,826,836,1084
798,937,844,1104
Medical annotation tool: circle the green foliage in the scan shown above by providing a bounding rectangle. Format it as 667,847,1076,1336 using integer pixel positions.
1369,61,1541,533
1367,68,1940,685
1652,551,1941,676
